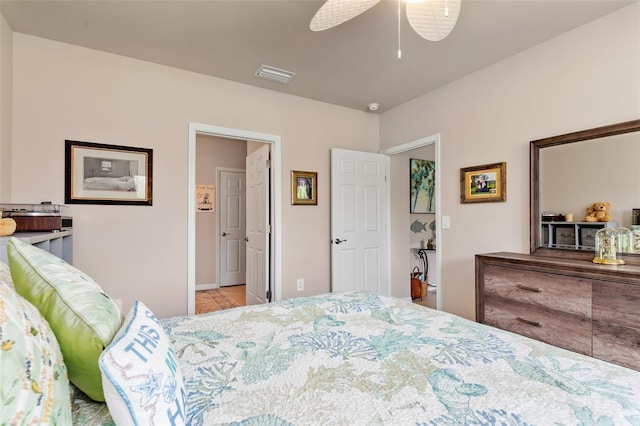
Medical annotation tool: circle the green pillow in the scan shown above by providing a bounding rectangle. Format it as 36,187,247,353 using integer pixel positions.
0,275,72,423
7,237,122,401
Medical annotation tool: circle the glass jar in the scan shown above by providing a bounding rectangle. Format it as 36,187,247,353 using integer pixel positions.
593,228,625,265
615,227,634,254
631,225,640,253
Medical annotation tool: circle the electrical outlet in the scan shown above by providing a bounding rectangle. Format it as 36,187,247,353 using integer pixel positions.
296,278,304,291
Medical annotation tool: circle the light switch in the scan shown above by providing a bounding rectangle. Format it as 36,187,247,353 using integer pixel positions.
442,216,451,229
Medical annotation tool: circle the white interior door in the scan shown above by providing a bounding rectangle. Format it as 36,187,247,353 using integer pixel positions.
246,144,270,305
331,148,389,294
219,171,246,287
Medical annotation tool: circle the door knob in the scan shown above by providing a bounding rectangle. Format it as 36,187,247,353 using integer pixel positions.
222,232,229,236
333,238,347,244
245,237,249,242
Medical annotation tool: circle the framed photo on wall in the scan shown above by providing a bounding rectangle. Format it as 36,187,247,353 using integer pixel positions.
196,184,215,212
410,158,435,213
65,140,153,205
460,162,507,203
291,170,317,205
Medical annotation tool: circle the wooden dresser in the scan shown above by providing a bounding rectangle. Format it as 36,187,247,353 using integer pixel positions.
476,252,640,371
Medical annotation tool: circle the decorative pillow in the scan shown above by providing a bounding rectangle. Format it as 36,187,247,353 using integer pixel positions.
7,237,122,401
0,278,72,423
99,301,187,426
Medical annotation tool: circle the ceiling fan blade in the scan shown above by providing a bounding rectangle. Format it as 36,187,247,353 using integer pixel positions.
406,0,461,42
310,0,382,32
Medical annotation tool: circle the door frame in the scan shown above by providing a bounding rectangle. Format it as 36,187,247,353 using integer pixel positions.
380,133,441,310
188,122,281,315
216,167,246,288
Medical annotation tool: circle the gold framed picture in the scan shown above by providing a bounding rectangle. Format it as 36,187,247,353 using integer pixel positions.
291,170,317,205
460,162,507,203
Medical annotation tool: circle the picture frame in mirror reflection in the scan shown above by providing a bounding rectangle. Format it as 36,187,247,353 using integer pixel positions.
460,162,507,203
291,170,317,205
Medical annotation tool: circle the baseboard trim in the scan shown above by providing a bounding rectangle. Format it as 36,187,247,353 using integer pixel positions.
196,283,218,291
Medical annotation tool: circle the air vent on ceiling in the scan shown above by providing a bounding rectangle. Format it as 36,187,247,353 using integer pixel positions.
255,64,296,84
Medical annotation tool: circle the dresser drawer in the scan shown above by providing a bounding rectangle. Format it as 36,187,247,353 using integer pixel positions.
593,280,640,328
483,264,591,317
593,322,640,371
485,299,592,355
593,280,640,371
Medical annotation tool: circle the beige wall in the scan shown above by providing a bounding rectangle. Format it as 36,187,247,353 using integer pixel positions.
0,14,12,201
380,3,640,319
541,132,640,227
5,4,639,320
10,33,379,318
195,134,247,287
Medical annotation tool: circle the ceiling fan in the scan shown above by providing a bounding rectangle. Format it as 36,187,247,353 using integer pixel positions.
310,0,461,42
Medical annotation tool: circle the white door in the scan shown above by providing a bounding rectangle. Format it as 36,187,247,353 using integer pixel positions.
219,171,246,287
246,144,270,305
331,148,389,294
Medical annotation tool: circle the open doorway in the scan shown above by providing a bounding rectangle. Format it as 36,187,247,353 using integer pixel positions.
193,134,248,314
193,135,246,293
381,134,441,310
187,123,282,316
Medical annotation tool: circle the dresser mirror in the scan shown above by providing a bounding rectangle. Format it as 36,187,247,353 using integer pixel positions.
530,119,640,262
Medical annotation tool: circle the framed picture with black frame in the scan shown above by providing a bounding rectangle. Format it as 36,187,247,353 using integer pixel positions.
65,140,153,205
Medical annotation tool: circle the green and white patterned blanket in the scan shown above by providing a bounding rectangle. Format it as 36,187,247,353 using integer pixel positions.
74,291,640,425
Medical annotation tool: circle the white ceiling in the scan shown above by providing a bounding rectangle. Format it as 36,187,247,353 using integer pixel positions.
1,0,633,113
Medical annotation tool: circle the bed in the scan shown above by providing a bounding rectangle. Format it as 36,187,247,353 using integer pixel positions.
83,176,136,192
70,290,640,425
3,237,639,425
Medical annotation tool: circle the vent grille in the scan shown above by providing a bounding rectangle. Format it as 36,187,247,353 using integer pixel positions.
255,64,296,84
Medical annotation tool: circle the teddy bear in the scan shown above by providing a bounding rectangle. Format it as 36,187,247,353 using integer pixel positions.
584,202,611,222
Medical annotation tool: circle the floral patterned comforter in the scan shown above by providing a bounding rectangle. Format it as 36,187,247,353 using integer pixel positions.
74,291,640,425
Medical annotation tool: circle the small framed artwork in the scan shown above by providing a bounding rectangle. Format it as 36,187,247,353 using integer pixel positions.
460,162,507,203
410,158,435,213
291,170,317,205
196,184,215,212
65,140,153,205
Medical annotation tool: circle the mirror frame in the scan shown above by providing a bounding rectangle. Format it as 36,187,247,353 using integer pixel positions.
530,118,640,262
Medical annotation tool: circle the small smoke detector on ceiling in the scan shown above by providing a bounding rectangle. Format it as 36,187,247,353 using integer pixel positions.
367,103,380,112
255,64,296,84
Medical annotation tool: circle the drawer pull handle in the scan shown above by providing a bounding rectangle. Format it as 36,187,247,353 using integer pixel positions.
516,316,542,327
517,284,542,293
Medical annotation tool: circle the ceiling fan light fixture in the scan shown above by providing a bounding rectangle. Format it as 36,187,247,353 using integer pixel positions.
255,64,296,84
406,0,461,42
310,0,382,31
310,0,460,44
